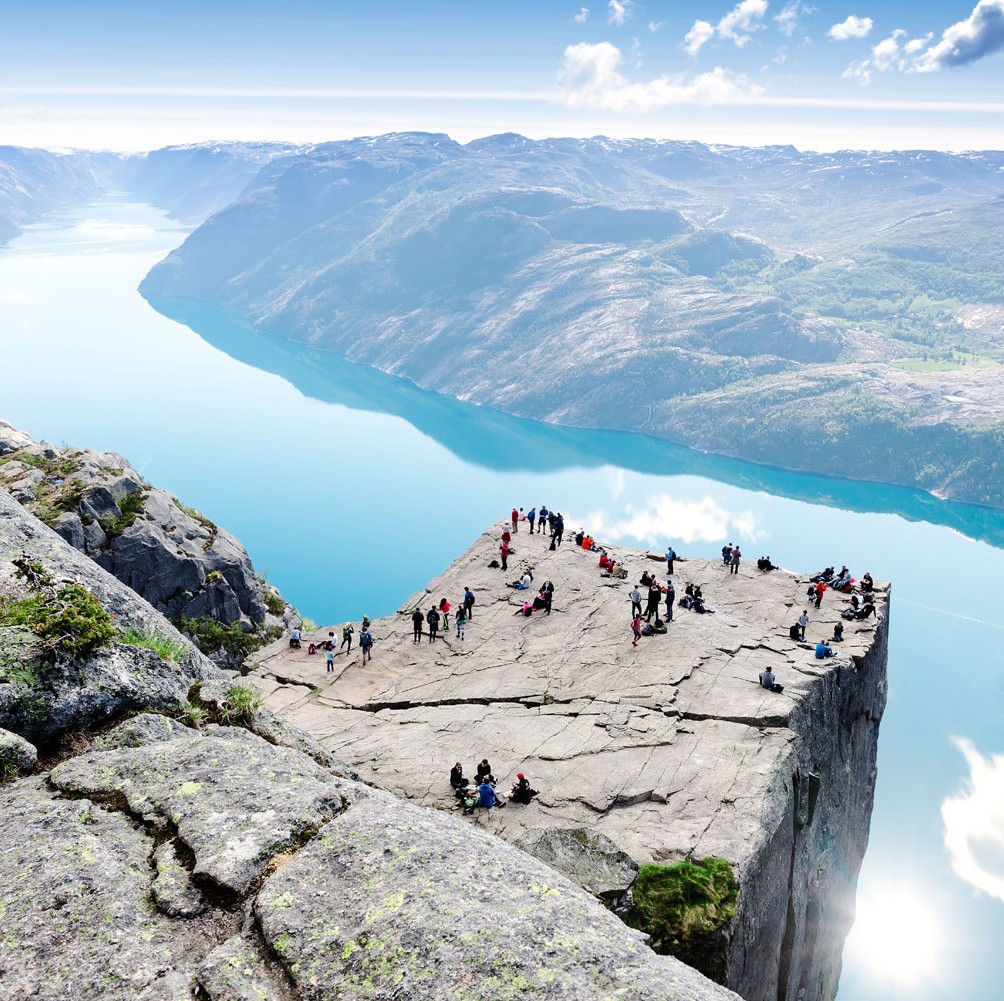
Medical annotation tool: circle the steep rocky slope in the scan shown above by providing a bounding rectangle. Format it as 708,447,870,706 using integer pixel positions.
0,490,738,1001
140,133,1004,506
249,525,889,1001
0,420,292,666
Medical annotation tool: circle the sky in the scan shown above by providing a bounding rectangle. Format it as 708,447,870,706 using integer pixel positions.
2,0,1004,152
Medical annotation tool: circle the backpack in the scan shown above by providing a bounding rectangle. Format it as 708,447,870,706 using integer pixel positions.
641,623,655,636
427,610,439,626
654,620,667,634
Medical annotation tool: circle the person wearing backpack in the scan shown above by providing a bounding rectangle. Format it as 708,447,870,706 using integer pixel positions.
665,546,676,575
359,628,374,664
455,605,467,641
426,606,440,643
340,623,354,654
463,586,475,621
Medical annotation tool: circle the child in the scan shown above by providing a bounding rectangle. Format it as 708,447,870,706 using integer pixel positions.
326,645,335,672
631,613,642,648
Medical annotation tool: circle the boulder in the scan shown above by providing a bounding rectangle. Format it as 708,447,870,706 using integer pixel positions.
93,711,193,751
152,839,207,918
50,726,347,895
0,725,37,777
514,826,640,901
197,935,291,1001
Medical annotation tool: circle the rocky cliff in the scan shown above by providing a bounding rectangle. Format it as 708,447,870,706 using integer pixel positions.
248,525,889,1000
0,490,739,1001
0,420,292,667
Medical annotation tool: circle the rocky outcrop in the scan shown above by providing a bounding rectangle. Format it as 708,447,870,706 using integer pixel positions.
0,491,739,1001
0,421,291,664
249,524,889,1000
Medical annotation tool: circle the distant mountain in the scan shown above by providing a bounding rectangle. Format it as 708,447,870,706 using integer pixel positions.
133,133,1003,505
0,146,119,242
119,141,303,223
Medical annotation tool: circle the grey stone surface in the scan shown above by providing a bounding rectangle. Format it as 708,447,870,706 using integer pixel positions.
50,726,346,895
152,839,207,918
250,524,889,1001
197,935,291,1001
94,711,194,751
255,788,740,1001
0,724,37,776
513,826,639,900
0,777,203,1000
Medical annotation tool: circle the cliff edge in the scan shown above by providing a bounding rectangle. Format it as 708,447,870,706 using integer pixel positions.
250,525,889,1001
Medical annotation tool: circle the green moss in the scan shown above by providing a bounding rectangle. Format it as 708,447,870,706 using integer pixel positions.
99,490,146,538
176,616,282,661
218,684,264,724
263,590,285,616
0,584,115,660
624,857,737,982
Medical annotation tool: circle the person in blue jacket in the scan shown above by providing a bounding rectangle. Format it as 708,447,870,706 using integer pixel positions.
478,780,496,808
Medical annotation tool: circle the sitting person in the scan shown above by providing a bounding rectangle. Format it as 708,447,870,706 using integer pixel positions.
518,572,532,590
684,582,694,598
641,570,655,588
815,640,835,659
846,594,861,612
693,585,704,601
477,780,497,809
450,762,468,793
574,530,585,546
532,592,547,611
759,668,784,693
680,594,694,610
476,759,495,785
831,622,844,642
860,572,874,593
514,601,534,617
599,553,610,569
789,622,802,641
855,602,876,620
509,772,538,805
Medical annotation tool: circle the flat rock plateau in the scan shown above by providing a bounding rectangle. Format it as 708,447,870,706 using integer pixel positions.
251,524,889,1001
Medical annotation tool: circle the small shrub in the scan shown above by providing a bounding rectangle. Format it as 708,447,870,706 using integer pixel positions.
205,570,224,585
263,590,285,616
301,617,317,632
176,617,282,661
219,684,264,724
0,750,20,785
0,584,115,659
180,701,208,728
118,627,188,664
100,490,146,538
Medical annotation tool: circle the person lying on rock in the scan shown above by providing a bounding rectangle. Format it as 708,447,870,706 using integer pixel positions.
515,601,534,617
759,668,784,693
810,567,834,583
510,773,538,805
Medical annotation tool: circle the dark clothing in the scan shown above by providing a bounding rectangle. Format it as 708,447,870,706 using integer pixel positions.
476,761,494,784
463,589,475,621
645,585,662,622
665,585,675,622
426,609,440,642
510,778,536,805
450,766,467,790
412,610,424,642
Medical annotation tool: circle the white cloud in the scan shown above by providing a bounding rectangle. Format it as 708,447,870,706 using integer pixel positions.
775,1,813,38
649,20,664,33
942,737,1004,903
843,28,931,82
608,0,633,26
717,0,770,46
558,40,763,109
828,15,874,41
684,19,716,55
915,0,1004,72
573,6,589,23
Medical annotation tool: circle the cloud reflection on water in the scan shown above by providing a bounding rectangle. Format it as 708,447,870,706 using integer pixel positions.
942,737,1004,903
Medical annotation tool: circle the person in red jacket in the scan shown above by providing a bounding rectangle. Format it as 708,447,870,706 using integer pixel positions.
511,508,519,533
500,539,510,572
814,581,827,608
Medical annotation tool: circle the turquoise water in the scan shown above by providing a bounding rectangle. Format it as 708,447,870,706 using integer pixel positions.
1,199,1002,1000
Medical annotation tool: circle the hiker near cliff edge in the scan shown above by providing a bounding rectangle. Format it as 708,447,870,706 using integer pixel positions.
511,507,519,532
359,627,374,664
411,608,424,643
426,606,440,642
500,539,510,571
527,507,536,533
537,505,548,533
666,545,675,575
341,623,354,654
463,586,475,621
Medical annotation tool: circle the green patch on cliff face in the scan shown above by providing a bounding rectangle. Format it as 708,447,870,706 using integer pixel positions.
176,616,281,661
624,857,737,983
99,490,147,538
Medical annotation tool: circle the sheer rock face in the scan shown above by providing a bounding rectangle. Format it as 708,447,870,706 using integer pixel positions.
249,524,889,1001
0,422,277,631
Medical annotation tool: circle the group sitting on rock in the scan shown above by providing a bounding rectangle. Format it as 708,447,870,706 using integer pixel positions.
680,583,714,614
757,556,777,572
451,758,538,813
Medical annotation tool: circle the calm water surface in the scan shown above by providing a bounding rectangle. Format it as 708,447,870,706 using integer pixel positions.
1,200,1001,1001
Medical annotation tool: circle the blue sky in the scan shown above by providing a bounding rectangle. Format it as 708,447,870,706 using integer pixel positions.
2,0,1003,151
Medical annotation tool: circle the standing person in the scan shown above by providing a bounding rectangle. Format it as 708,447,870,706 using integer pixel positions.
814,581,826,608
629,584,643,618
326,644,335,672
455,604,467,641
665,579,676,622
359,627,373,664
511,507,519,533
666,545,676,576
501,525,511,547
439,597,451,630
722,543,732,566
411,608,424,643
361,614,371,632
646,580,662,622
548,510,557,537
543,580,554,615
538,505,548,534
426,606,440,643
554,513,564,546
500,539,510,572
631,613,642,647
340,623,354,655
527,507,536,534
797,609,809,641
730,547,741,575
463,586,475,622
